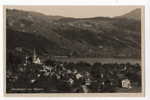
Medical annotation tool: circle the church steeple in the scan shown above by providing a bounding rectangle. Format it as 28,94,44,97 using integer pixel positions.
33,48,37,63
32,49,41,64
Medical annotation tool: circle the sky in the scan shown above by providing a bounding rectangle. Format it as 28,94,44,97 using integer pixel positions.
5,6,142,18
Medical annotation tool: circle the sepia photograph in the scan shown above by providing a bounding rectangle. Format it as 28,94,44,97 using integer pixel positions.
4,6,144,96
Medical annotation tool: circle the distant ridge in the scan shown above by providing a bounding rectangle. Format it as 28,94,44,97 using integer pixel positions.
119,8,141,21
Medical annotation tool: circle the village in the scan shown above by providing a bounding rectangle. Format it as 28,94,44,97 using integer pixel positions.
6,49,141,93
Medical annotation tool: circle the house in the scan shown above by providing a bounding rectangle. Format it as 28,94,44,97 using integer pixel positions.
122,79,132,89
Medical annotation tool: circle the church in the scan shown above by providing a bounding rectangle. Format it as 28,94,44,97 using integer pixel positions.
24,49,42,66
32,49,41,64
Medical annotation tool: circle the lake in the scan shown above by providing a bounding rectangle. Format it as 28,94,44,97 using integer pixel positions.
54,58,141,65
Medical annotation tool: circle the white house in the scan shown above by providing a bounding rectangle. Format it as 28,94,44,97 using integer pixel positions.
122,79,132,89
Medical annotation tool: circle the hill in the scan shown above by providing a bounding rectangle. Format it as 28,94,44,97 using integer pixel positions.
118,8,141,21
6,9,141,58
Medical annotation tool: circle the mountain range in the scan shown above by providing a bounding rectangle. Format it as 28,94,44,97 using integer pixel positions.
6,8,141,58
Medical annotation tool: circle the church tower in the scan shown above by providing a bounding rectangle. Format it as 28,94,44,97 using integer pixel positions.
33,49,41,64
33,48,37,63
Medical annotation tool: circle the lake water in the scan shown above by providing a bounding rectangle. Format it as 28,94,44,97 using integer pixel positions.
55,58,141,65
